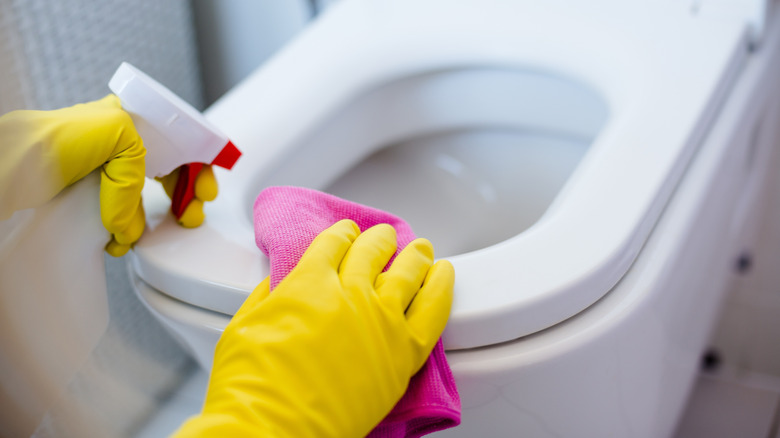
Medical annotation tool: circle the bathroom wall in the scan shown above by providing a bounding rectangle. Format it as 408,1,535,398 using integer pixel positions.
190,0,311,106
709,95,780,378
0,0,203,113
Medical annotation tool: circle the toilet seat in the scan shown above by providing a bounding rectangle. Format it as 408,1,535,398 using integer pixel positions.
132,0,750,350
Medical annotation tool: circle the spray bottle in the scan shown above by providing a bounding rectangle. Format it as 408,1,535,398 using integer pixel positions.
108,62,241,218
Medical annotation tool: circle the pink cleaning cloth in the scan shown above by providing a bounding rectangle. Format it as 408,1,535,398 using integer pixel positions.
253,186,461,437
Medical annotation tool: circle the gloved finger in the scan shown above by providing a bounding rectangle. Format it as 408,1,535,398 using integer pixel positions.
157,168,179,199
156,165,216,228
194,165,218,202
105,199,145,257
99,160,145,235
105,239,131,257
295,219,360,273
231,277,271,324
376,238,434,312
339,223,397,286
98,102,146,234
56,95,135,184
177,199,205,228
405,259,454,365
112,198,146,245
157,165,218,203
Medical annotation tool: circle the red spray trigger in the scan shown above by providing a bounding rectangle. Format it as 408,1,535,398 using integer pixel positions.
170,141,242,219
212,141,241,169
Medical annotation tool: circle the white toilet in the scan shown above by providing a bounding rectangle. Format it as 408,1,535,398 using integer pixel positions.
131,0,780,436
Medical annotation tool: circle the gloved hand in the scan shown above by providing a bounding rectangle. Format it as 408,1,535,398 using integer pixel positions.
157,164,218,228
0,95,220,254
0,95,146,256
173,219,455,438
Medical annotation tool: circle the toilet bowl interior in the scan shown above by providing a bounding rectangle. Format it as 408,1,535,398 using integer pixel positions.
327,129,586,257
244,67,608,256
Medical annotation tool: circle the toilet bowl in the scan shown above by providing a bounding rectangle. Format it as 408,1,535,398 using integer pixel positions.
131,0,780,436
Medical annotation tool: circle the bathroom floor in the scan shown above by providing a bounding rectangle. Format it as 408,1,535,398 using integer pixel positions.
134,367,780,437
134,368,206,438
674,368,780,438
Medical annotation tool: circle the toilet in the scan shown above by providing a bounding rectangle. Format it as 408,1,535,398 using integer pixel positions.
131,0,780,436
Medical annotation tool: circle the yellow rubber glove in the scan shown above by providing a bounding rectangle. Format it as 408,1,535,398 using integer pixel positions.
157,165,218,228
0,95,146,256
173,219,455,438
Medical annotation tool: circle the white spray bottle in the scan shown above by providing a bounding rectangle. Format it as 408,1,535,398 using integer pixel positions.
108,62,241,217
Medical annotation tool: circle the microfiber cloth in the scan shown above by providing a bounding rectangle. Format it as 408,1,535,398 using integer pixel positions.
253,186,461,438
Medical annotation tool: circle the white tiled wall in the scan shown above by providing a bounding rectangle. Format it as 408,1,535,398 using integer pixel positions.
709,111,780,377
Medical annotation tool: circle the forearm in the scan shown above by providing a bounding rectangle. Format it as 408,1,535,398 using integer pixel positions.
0,109,72,219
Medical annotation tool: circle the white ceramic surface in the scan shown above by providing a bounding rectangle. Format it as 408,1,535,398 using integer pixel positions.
131,0,748,349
